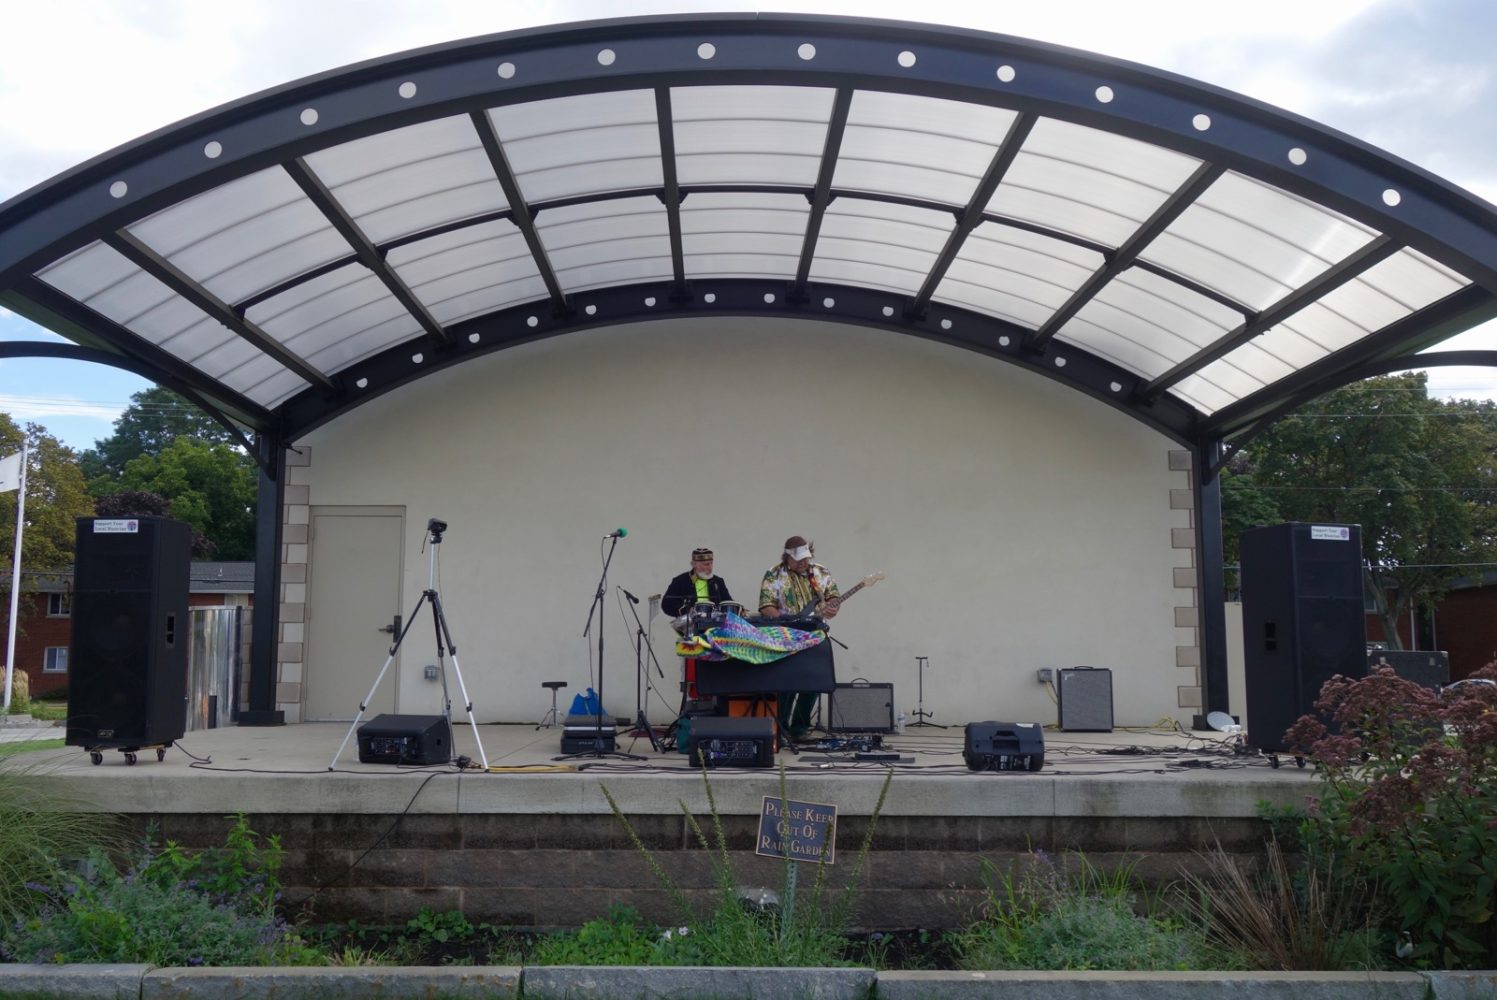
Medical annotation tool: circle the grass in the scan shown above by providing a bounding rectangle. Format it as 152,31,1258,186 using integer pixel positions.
0,738,65,758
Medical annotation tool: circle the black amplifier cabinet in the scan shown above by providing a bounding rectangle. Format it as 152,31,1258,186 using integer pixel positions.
829,682,895,734
357,714,451,765
964,721,1045,772
1368,649,1449,690
685,716,775,768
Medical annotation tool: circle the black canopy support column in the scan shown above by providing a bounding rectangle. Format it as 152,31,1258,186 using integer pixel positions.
241,431,287,726
1192,438,1232,728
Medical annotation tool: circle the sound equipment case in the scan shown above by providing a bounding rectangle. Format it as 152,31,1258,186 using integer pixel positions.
685,716,776,768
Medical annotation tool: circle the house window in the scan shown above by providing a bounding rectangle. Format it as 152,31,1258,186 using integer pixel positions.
43,647,67,673
47,592,71,617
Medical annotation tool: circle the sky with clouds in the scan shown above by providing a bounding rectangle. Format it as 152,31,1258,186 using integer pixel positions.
2,0,1494,450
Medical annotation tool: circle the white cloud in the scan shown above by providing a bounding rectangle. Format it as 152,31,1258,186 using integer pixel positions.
0,394,125,422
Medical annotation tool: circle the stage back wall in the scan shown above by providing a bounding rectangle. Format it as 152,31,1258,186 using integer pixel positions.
288,315,1196,727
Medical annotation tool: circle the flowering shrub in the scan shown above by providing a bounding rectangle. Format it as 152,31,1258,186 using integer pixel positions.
1286,664,1497,968
1,814,317,966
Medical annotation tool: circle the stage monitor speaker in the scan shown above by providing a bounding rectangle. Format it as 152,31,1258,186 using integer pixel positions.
685,716,775,768
829,681,895,733
357,713,451,765
1241,522,1367,753
1368,649,1449,690
66,517,192,749
964,721,1045,772
1057,667,1113,732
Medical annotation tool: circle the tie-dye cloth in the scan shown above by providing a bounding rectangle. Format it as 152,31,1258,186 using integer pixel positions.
675,609,826,663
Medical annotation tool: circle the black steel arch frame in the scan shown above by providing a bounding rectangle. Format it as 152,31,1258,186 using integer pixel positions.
3,13,1497,724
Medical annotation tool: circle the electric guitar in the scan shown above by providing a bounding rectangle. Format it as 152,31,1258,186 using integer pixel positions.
796,571,886,617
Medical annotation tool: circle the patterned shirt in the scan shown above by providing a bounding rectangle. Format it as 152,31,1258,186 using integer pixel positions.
759,562,840,616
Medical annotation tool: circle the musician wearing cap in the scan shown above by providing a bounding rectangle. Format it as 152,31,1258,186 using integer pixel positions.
662,547,734,618
759,535,841,740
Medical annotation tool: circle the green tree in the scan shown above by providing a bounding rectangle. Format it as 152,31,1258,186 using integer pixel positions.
103,439,256,560
1225,373,1497,648
0,414,95,608
78,387,240,484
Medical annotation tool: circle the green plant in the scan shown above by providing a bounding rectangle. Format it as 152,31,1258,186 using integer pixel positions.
1,814,317,966
596,758,893,967
1287,664,1497,968
528,905,665,966
0,751,125,926
952,849,1224,971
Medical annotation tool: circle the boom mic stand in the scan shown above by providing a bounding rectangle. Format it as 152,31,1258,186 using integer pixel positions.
557,530,645,761
621,587,665,752
330,518,490,769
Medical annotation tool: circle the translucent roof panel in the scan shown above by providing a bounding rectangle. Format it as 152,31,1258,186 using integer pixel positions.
534,196,673,292
488,91,661,203
246,267,422,375
988,118,1201,248
1181,249,1468,416
1061,268,1247,378
387,220,547,326
1142,172,1378,311
809,199,954,295
833,92,1018,207
302,116,508,245
125,167,350,305
671,86,834,187
934,224,1103,329
36,242,151,312
680,191,810,280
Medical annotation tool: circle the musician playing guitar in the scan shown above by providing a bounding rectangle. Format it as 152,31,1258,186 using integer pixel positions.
758,536,839,741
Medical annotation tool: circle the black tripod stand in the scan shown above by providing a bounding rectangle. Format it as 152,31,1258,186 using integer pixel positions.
908,655,946,729
557,530,644,761
330,518,490,769
621,587,665,752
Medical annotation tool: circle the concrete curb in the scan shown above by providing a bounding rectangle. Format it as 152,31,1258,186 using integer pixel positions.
1,964,1492,999
876,970,1429,999
0,963,150,998
520,965,875,999
138,965,522,998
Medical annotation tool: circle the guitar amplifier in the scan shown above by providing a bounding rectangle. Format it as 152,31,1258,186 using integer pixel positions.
964,721,1045,772
357,714,451,765
685,716,775,768
1057,666,1114,732
829,682,895,733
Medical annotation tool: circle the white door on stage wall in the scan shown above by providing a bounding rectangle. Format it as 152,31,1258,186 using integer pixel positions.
304,507,405,721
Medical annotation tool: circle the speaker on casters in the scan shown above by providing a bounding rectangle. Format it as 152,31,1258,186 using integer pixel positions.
66,517,193,758
1240,522,1367,755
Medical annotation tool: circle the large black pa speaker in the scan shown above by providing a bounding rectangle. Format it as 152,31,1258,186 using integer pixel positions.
1240,522,1367,753
358,713,452,765
66,517,192,749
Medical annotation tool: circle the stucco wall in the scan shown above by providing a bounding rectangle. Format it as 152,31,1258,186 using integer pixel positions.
288,317,1200,727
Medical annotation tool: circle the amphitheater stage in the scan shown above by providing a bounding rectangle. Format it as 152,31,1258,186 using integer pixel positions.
12,721,1315,929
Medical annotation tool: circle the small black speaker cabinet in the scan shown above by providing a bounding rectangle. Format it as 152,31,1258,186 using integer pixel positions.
357,714,451,765
964,721,1045,772
1241,522,1367,753
828,682,895,733
1057,667,1114,732
67,516,192,750
685,716,776,768
1368,649,1449,690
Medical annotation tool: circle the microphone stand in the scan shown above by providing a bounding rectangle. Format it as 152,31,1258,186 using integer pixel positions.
622,588,665,752
558,533,645,761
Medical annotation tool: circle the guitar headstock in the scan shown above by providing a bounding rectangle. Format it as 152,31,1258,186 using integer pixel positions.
860,571,886,589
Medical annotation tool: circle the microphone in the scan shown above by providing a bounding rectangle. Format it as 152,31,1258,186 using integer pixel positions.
604,527,628,538
620,587,640,605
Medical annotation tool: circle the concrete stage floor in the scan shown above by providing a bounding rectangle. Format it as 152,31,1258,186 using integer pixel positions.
10,720,1316,820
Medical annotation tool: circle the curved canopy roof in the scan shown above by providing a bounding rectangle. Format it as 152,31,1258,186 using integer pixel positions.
4,12,1497,454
